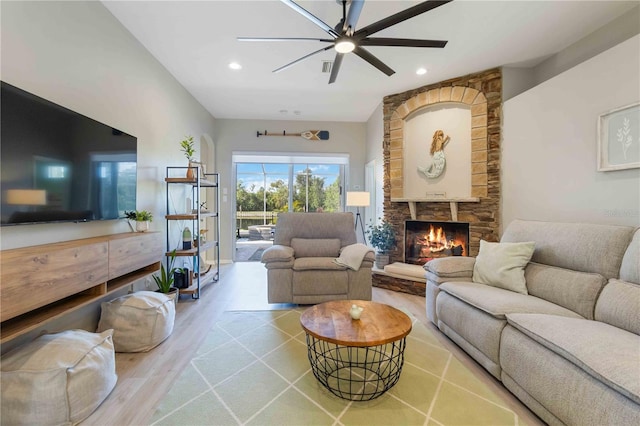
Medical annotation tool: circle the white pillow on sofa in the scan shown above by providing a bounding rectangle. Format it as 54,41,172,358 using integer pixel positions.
473,240,535,294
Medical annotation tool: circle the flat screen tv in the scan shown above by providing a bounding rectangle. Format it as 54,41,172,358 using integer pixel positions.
1,81,137,226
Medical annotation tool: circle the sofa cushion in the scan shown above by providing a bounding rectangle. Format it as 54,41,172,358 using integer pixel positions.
261,245,294,263
293,269,349,295
439,281,583,320
291,238,341,258
595,279,640,335
501,219,635,279
273,212,357,247
524,262,607,320
384,262,426,280
293,257,347,271
506,313,640,405
472,240,535,294
424,257,475,278
619,229,640,284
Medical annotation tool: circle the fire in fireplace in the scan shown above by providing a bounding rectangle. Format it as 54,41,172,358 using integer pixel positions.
405,220,470,265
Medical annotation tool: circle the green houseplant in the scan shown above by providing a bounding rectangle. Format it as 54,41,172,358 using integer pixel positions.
153,250,179,301
124,210,153,232
366,219,396,269
179,135,197,180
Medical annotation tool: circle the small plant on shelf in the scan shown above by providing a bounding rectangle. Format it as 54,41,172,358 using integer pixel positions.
179,135,196,161
124,210,153,232
124,210,153,222
153,250,177,294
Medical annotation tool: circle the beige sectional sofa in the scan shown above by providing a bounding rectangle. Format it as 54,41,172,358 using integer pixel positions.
261,212,374,304
425,219,640,425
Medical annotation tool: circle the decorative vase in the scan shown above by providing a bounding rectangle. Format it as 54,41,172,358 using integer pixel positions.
135,220,149,232
374,252,390,269
186,162,196,180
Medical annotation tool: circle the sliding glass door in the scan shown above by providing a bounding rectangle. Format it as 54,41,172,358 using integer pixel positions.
233,154,348,261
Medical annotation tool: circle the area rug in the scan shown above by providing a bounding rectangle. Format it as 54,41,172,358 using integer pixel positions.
150,310,524,425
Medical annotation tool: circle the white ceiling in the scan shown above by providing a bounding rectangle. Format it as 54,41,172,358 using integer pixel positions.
103,1,636,123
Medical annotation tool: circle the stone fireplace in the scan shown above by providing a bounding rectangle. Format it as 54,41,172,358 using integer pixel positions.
405,220,470,265
373,67,502,296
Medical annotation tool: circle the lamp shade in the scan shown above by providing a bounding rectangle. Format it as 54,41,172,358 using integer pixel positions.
346,191,370,207
6,189,47,206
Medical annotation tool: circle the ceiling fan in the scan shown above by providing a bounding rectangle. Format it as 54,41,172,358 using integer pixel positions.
238,0,452,84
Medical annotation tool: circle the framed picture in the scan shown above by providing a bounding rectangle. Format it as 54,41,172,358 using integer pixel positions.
597,102,640,171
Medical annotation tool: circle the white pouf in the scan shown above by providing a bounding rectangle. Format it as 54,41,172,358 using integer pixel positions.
97,291,175,353
1,329,117,425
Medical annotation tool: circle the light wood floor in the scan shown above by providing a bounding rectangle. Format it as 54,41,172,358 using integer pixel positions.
83,262,544,425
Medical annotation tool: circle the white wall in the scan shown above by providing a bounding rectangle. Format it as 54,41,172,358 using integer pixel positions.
1,1,217,250
0,1,217,352
365,103,384,224
533,6,640,86
503,35,640,228
215,119,366,261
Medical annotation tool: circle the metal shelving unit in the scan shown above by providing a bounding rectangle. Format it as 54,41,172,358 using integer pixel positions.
164,166,220,299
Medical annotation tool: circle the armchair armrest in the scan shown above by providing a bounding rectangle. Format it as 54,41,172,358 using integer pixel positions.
424,257,476,279
261,245,294,263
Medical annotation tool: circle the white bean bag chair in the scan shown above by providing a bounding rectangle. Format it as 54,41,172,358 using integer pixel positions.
1,329,117,425
97,291,175,353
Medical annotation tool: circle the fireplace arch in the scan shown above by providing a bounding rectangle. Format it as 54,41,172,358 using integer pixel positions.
389,85,488,200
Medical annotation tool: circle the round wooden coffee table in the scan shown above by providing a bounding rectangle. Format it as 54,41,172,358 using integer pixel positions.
300,300,412,401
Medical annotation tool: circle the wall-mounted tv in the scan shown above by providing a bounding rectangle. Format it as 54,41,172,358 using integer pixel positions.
1,81,137,226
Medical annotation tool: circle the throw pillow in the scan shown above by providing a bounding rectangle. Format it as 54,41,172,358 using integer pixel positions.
472,240,536,294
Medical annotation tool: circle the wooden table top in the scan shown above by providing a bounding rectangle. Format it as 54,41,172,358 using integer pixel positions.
300,300,412,347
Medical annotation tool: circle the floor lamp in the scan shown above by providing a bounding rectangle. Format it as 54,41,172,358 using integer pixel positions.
346,191,370,243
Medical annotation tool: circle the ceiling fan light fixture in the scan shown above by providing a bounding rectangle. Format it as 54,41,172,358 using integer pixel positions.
335,39,355,54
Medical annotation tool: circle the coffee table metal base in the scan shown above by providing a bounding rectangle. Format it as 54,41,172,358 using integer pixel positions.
304,334,407,401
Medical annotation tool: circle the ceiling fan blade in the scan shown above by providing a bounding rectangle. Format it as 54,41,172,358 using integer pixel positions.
328,53,344,84
343,0,364,34
354,0,452,39
238,37,334,43
353,46,395,76
273,45,334,74
360,37,448,48
280,0,339,38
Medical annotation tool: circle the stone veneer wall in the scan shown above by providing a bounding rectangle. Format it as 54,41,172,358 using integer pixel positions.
382,67,502,262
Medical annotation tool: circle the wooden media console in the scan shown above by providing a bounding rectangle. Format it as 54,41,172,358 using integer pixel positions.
0,232,163,343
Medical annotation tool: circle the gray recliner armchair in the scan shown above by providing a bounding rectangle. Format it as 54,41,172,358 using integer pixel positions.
261,212,374,304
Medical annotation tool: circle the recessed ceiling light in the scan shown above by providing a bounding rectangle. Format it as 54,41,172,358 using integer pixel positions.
416,68,427,75
229,62,242,70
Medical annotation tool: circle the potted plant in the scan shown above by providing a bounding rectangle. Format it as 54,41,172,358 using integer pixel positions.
124,210,153,232
153,250,179,303
179,135,197,179
366,219,396,269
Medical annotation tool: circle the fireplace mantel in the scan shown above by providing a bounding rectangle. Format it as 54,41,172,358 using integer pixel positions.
390,197,479,221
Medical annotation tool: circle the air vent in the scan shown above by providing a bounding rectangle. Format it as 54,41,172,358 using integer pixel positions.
321,61,333,73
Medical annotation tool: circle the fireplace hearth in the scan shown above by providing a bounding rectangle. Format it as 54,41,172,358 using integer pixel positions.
405,220,470,265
